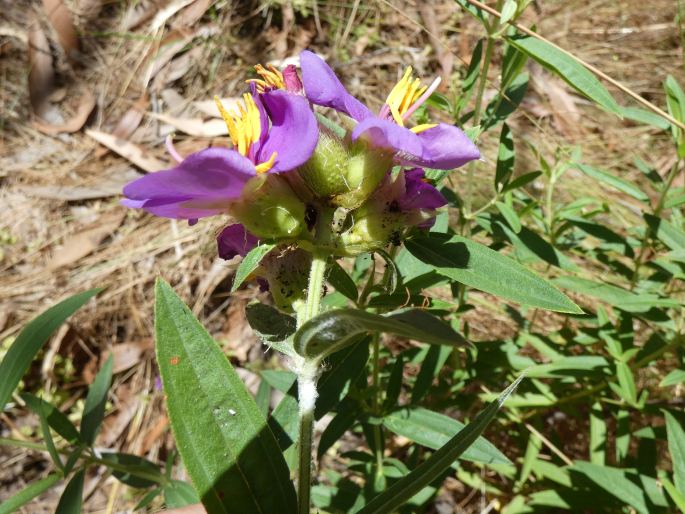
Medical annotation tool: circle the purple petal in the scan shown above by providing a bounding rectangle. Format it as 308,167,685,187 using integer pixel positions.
282,64,303,93
399,168,447,211
258,90,318,173
351,117,423,158
217,224,259,260
414,123,480,169
122,148,255,219
299,50,372,122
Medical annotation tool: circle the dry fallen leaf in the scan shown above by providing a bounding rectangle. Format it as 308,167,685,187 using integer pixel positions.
152,112,228,137
47,210,125,270
105,339,153,374
86,129,167,172
192,97,241,117
32,86,95,135
27,14,56,120
21,166,143,201
531,65,582,138
42,0,79,59
172,0,213,28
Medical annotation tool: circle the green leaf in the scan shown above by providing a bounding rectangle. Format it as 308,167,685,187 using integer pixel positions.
589,402,606,465
0,473,61,514
327,261,359,301
294,308,466,360
574,163,649,202
660,472,685,512
506,35,621,115
619,106,670,130
55,469,85,514
134,488,163,511
495,123,515,190
499,0,517,24
615,361,637,404
100,452,164,488
553,276,680,312
80,354,113,445
20,393,80,443
155,279,297,514
495,201,521,233
0,288,100,411
29,396,63,471
665,410,685,495
482,72,529,130
456,39,484,115
405,234,581,313
164,480,201,509
231,243,275,292
245,302,296,343
525,356,609,378
571,461,668,514
355,376,524,514
411,345,452,404
501,171,542,193
660,369,685,387
383,407,511,465
644,213,685,251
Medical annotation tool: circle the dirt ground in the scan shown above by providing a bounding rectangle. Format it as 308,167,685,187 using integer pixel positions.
0,0,682,511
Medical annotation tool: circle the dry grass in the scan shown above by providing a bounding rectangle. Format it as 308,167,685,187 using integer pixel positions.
0,0,682,511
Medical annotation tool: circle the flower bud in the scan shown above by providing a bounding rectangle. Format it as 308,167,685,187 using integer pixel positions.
230,174,306,240
298,129,393,209
260,248,311,310
338,198,405,255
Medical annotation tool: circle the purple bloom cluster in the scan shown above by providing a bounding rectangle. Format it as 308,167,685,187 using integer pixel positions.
122,51,479,261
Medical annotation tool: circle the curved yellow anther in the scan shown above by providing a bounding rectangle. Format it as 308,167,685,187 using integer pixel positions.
254,151,277,174
246,63,286,92
214,94,262,157
410,123,438,134
384,67,429,124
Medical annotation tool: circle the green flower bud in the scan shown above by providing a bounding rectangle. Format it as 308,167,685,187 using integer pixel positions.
298,128,393,209
260,248,311,311
230,174,306,240
339,199,405,256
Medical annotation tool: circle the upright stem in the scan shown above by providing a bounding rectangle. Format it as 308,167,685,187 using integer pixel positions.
296,246,329,514
371,334,383,478
463,0,500,226
630,159,681,288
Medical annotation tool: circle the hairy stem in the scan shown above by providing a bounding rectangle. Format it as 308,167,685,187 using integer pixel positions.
296,246,329,514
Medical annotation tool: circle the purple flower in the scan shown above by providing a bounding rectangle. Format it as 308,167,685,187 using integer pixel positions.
122,90,317,221
217,224,259,260
299,51,480,170
398,168,447,212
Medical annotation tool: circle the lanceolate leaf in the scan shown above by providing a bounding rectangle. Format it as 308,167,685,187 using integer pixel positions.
664,410,685,495
0,288,100,411
356,376,524,514
20,393,80,443
383,407,511,465
574,163,649,202
231,243,275,292
506,35,621,115
155,279,296,514
80,355,113,446
405,234,582,313
294,308,466,360
55,470,85,514
0,474,61,514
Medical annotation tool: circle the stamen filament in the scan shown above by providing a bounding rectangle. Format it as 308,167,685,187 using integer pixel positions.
254,151,278,174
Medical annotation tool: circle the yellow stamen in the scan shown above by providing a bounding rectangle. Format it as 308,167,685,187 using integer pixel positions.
410,123,438,134
254,151,277,174
214,94,262,157
384,67,428,125
246,63,286,92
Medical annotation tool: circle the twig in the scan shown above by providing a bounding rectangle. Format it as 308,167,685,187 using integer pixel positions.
525,423,573,466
